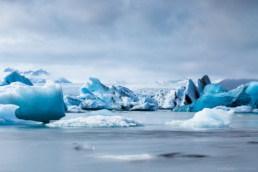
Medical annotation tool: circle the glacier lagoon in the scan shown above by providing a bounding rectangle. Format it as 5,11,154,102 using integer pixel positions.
0,110,258,172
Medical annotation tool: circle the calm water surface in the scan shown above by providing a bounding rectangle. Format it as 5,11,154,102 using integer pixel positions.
0,111,258,172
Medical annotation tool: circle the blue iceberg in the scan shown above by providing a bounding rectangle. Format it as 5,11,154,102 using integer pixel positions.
0,82,66,122
174,81,258,112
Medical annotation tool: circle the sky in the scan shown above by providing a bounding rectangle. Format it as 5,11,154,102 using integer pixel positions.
0,0,257,83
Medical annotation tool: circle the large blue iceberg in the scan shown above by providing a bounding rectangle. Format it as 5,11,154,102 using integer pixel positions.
174,82,258,112
0,82,66,122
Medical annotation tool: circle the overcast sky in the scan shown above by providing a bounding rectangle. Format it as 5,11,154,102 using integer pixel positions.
0,0,257,83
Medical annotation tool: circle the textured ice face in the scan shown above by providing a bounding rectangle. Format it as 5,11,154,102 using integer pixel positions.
0,82,66,122
166,108,233,129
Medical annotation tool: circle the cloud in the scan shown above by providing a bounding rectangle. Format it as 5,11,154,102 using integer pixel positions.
0,0,257,83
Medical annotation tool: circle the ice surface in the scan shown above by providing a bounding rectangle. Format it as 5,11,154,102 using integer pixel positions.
47,115,144,128
1,72,33,86
166,108,233,129
0,82,66,122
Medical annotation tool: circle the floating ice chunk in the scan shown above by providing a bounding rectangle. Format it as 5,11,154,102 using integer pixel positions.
0,82,65,122
98,154,152,161
166,108,233,129
46,115,144,128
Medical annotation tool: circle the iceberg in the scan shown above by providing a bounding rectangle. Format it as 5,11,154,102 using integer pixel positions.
166,108,233,129
77,77,156,111
152,75,211,109
1,71,33,86
0,82,66,122
174,81,258,112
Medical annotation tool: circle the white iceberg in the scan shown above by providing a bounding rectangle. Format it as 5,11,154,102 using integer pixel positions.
47,115,144,128
166,108,233,129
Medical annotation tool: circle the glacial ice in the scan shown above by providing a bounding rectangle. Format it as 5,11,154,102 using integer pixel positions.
0,82,66,122
166,108,233,129
1,71,33,86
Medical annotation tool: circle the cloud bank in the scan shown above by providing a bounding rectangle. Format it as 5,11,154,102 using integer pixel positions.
0,0,257,83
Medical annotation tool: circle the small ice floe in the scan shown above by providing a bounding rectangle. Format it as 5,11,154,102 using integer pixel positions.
98,154,153,161
166,108,233,129
46,115,144,128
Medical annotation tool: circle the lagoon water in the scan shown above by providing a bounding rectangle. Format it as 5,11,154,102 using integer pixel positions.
0,111,258,172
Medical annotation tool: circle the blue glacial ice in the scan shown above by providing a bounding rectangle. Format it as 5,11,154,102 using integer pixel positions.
166,108,233,129
0,82,66,122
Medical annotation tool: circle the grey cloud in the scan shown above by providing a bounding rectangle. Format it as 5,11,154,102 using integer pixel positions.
0,0,258,83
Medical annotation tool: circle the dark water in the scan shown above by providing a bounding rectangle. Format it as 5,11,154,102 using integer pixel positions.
0,111,258,172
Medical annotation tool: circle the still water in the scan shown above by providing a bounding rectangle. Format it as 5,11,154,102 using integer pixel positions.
0,111,258,172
